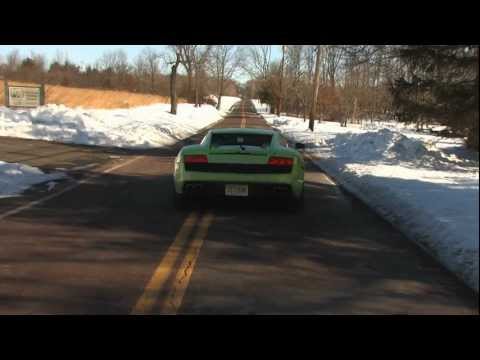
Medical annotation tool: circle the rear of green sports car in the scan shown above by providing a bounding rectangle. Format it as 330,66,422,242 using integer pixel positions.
173,128,305,206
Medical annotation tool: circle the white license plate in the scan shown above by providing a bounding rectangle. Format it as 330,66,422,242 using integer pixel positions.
225,184,248,197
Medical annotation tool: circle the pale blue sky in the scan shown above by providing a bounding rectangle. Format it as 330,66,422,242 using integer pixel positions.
0,45,282,83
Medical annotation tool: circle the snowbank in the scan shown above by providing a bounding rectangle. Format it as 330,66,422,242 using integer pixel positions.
0,103,224,149
251,99,270,113
0,161,66,199
264,114,479,292
218,96,241,115
205,95,241,116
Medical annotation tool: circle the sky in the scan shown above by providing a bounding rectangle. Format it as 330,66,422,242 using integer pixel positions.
0,45,282,83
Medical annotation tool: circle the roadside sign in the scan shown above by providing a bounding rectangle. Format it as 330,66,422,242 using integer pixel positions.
4,80,45,108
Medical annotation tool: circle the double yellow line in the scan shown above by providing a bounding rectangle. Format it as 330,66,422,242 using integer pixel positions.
131,211,214,315
241,101,247,128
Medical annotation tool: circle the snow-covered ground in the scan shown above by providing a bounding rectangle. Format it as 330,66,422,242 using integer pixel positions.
0,103,225,149
251,99,270,113
0,101,232,198
264,114,479,292
217,96,241,115
205,95,241,116
0,161,66,199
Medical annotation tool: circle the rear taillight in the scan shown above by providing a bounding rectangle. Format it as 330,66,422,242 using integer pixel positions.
184,154,208,164
268,156,293,166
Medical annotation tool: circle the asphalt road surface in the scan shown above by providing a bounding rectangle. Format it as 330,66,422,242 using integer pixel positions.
0,101,477,314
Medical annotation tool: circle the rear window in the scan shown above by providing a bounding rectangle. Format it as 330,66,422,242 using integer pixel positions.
210,133,272,148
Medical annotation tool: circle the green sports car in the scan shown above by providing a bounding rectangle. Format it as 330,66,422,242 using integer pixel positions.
173,128,305,208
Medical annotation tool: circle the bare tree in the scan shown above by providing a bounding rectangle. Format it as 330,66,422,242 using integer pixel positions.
277,45,286,116
299,46,316,121
339,45,395,126
242,45,272,80
178,45,197,102
138,48,160,92
97,50,127,72
165,46,182,114
284,45,304,116
207,45,240,110
191,45,212,107
97,49,130,89
309,45,321,131
324,45,344,88
53,49,70,67
133,53,148,92
5,50,21,76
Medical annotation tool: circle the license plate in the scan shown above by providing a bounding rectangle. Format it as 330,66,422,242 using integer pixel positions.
225,184,248,197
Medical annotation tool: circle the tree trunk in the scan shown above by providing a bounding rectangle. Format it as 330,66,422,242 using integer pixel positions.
186,70,193,103
277,45,286,116
351,96,357,126
216,75,224,110
309,46,321,131
194,69,199,107
468,47,479,150
170,61,179,114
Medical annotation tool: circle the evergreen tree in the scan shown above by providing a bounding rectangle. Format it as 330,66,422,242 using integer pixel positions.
391,45,479,150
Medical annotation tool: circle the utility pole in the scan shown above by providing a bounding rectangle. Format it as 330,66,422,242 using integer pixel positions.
309,45,321,131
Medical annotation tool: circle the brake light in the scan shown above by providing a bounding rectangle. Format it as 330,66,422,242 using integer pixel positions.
184,154,208,163
268,156,293,166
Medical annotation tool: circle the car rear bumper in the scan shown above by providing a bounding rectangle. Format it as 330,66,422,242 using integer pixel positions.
174,164,304,199
181,181,295,199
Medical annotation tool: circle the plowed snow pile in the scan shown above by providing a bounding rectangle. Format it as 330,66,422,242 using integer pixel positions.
206,96,241,116
251,99,270,113
0,103,224,197
264,114,479,292
331,129,428,162
0,103,223,149
0,161,66,198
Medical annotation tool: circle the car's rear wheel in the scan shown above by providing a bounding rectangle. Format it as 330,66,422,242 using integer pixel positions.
288,185,304,212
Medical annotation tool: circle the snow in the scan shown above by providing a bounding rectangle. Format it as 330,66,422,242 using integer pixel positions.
46,181,58,191
205,95,241,116
251,99,270,113
0,101,230,199
0,103,225,149
264,114,479,292
218,96,241,115
0,161,66,199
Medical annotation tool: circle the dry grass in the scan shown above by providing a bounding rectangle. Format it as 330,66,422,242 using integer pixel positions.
0,80,185,109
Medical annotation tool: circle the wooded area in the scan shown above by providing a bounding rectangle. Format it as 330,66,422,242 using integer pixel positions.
0,47,241,111
1,45,477,149
243,45,478,150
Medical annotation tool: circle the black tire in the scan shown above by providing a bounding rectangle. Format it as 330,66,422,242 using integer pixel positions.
287,186,305,212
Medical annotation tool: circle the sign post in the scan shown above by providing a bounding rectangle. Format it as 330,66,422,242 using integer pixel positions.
4,80,45,108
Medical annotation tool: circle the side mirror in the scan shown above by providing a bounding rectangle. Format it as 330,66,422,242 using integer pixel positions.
295,142,305,150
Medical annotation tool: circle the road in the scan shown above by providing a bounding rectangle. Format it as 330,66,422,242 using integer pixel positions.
0,100,477,314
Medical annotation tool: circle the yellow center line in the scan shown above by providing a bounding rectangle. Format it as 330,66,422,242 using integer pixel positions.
241,102,247,128
130,211,198,315
160,211,214,314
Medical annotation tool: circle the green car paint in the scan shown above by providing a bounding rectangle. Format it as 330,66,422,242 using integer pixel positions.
173,128,305,200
